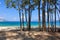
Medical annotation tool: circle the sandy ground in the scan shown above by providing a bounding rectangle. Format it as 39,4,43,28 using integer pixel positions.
0,27,60,40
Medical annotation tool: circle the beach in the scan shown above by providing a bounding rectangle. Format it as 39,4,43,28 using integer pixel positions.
0,26,20,31
0,0,60,40
0,26,60,40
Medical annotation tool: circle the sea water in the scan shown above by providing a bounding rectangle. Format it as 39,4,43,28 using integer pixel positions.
0,21,60,28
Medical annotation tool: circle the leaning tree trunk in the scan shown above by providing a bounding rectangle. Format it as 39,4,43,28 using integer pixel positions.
38,0,41,31
42,0,46,31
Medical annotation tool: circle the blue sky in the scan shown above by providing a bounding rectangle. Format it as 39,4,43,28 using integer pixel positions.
0,0,60,21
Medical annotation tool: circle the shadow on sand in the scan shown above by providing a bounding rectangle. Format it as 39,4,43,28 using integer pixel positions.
0,28,60,40
0,31,6,40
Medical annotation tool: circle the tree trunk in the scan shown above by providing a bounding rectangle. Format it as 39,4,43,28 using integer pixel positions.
19,10,22,31
18,8,22,31
28,9,31,31
38,0,41,31
18,0,22,31
57,13,60,27
47,0,49,32
28,0,31,31
51,13,54,32
42,0,46,31
25,9,28,30
55,0,56,32
22,12,24,31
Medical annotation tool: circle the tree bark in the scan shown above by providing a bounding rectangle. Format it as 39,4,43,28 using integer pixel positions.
18,0,22,31
28,0,31,31
47,0,49,32
38,0,41,31
22,11,24,31
25,9,28,30
42,0,46,31
55,0,56,32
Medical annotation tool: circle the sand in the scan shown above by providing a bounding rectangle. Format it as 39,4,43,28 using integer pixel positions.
0,27,60,40
0,27,20,31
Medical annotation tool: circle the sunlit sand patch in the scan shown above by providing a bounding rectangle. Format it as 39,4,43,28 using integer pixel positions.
6,32,18,37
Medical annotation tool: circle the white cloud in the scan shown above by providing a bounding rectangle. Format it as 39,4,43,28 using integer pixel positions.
12,17,19,21
0,17,4,21
13,17,17,20
0,16,4,19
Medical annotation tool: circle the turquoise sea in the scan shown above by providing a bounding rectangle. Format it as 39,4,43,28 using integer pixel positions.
0,21,60,27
